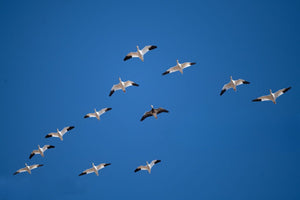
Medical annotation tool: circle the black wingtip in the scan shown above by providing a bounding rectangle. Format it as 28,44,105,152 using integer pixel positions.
134,168,141,173
190,62,196,65
220,89,226,96
37,164,44,168
243,81,250,84
252,99,261,102
67,126,75,131
109,90,114,97
29,153,34,159
84,115,89,118
124,55,132,61
79,172,86,176
104,163,111,167
48,145,55,149
149,45,157,50
155,160,161,164
132,83,139,87
13,172,18,175
45,135,51,138
283,87,292,93
162,71,169,75
106,108,112,111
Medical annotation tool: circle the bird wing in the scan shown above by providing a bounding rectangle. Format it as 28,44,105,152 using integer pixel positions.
162,65,180,75
220,82,233,96
96,163,111,170
29,150,39,159
181,62,196,69
156,108,169,114
235,79,250,86
42,145,54,151
84,113,96,118
124,52,139,61
252,94,272,102
274,87,291,98
109,84,122,96
134,165,148,172
30,164,43,170
124,81,139,87
98,108,112,115
140,111,153,121
111,83,122,91
14,167,27,175
45,132,59,138
149,160,161,168
61,126,74,136
141,45,157,55
79,168,94,176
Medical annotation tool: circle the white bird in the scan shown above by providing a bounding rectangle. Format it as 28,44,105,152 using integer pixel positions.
45,126,74,141
140,105,169,121
29,145,55,159
134,160,161,174
252,87,291,104
124,45,157,61
13,163,43,175
84,108,112,120
109,77,139,96
162,60,196,75
79,163,111,176
220,76,250,96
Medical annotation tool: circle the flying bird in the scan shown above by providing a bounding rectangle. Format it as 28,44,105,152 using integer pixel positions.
84,108,112,120
252,87,291,104
220,76,250,96
134,160,161,174
79,163,111,176
162,60,196,75
13,163,43,175
109,77,139,96
29,145,55,159
124,45,157,61
45,126,74,141
140,105,169,121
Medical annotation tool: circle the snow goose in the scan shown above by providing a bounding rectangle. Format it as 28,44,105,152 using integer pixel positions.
134,160,161,174
84,107,112,120
252,87,291,104
29,145,55,159
79,163,111,176
13,163,43,175
220,76,250,96
109,77,139,96
45,126,74,141
162,60,196,75
140,105,169,121
124,45,157,61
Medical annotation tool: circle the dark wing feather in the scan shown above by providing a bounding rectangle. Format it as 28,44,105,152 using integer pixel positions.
140,111,153,121
156,108,169,114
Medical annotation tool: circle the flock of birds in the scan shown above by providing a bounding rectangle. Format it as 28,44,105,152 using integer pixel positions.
13,45,292,176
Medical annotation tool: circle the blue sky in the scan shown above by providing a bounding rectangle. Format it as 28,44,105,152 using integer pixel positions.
0,0,299,199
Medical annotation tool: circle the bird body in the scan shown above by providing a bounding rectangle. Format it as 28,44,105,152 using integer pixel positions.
124,45,157,61
109,77,139,96
29,145,55,159
134,160,161,174
220,76,250,95
140,105,169,121
84,107,112,120
79,163,111,176
162,60,196,75
45,126,74,141
252,87,291,104
13,163,43,175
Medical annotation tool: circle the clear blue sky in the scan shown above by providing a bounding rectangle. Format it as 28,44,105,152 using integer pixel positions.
0,0,299,199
